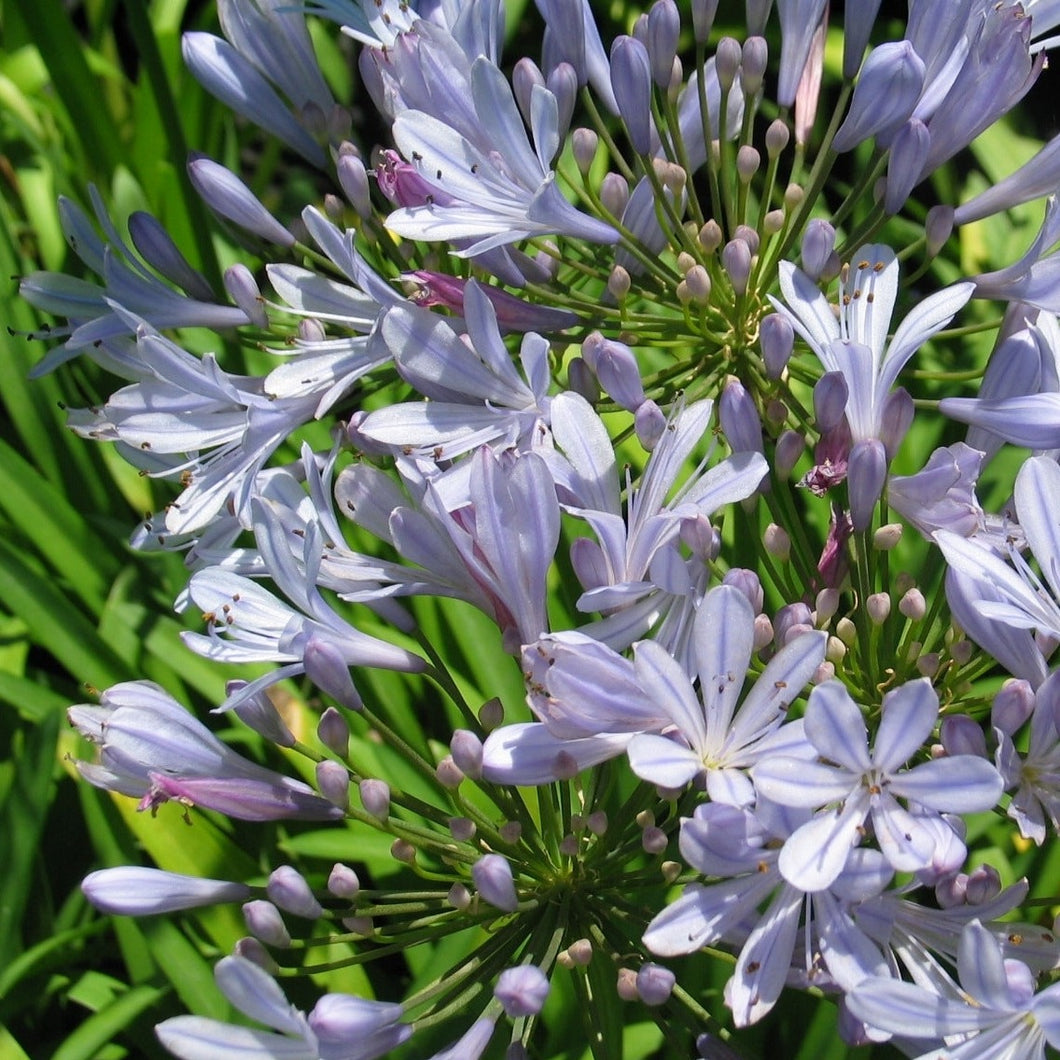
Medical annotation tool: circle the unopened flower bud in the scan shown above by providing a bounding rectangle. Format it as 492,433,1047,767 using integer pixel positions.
582,332,646,412
242,900,291,948
608,265,632,302
815,588,840,624
683,264,711,304
940,715,986,757
736,145,760,184
965,864,1002,905
926,204,955,257
473,853,519,912
899,588,926,621
636,963,675,1006
992,680,1035,735
233,937,280,973
231,684,295,747
572,128,599,174
935,874,969,909
500,821,523,844
647,0,680,88
697,221,723,257
391,839,416,864
775,429,805,477
691,0,718,42
784,183,805,209
950,639,973,665
480,698,504,730
848,438,888,531
81,868,250,916
874,523,903,550
763,523,790,560
635,399,667,450
317,707,350,757
661,860,682,883
836,617,857,646
740,36,768,94
719,377,764,454
753,614,774,653
764,209,786,234
547,62,578,135
721,239,752,295
223,263,268,328
866,593,891,625
916,652,940,677
436,755,464,789
449,729,484,778
616,968,640,1001
569,937,593,965
559,834,580,856
611,36,653,154
267,866,323,919
723,568,764,613
304,636,362,710
765,118,790,158
642,826,667,854
801,220,836,280
512,58,545,125
342,915,374,935
316,760,350,809
826,635,847,665
448,883,471,909
715,37,742,91
360,779,390,821
188,155,294,246
814,372,849,432
895,571,916,596
128,210,214,301
327,864,360,900
600,172,630,217
496,966,550,1017
336,151,372,217
813,661,835,684
880,388,914,458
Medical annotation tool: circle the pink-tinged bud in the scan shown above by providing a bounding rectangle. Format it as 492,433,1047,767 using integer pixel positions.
939,714,987,758
267,866,322,919
698,219,723,253
82,867,250,915
572,128,599,174
144,772,342,822
873,523,902,550
965,864,1002,905
611,36,653,155
926,205,955,257
765,118,790,159
721,239,752,295
359,779,390,821
342,914,373,935
635,399,667,450
719,377,764,454
436,755,464,789
814,373,849,431
188,156,295,246
242,900,292,948
774,603,813,647
223,264,267,328
316,760,350,809
317,707,350,757
616,967,640,1001
327,864,360,900
512,58,546,126
582,332,646,412
763,523,790,560
733,224,760,256
600,172,630,217
495,966,550,1017
866,593,891,625
547,63,578,139
682,264,711,304
375,149,455,208
813,661,835,684
337,150,372,217
899,588,926,621
233,937,279,973
230,683,295,747
304,637,362,710
775,429,805,478
736,145,760,184
636,963,675,1006
691,0,718,42
449,817,476,842
127,211,214,301
641,826,667,853
680,514,720,562
647,0,680,88
391,839,416,864
753,614,774,653
448,883,471,909
472,853,519,912
450,730,484,778
848,438,888,531
793,19,825,142
587,812,608,836
801,219,836,280
722,568,764,613
992,680,1036,735
715,37,742,91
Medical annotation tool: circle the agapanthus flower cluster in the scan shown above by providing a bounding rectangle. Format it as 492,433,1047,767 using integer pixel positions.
27,0,1060,1055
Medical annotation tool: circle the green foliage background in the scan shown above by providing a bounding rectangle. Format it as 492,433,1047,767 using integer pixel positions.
1,2,1058,1057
